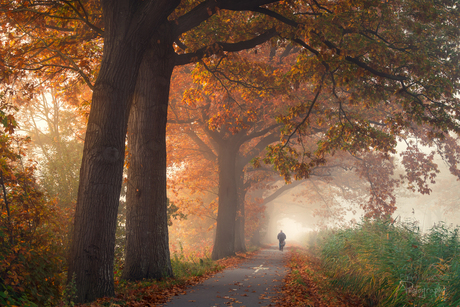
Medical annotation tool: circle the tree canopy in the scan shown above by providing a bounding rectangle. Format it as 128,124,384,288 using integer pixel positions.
1,0,460,303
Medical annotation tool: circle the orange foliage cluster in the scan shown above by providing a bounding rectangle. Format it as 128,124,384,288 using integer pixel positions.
243,198,266,235
0,102,71,306
167,45,299,245
0,1,102,90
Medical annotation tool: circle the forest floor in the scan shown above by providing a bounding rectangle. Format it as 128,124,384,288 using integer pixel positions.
78,244,366,307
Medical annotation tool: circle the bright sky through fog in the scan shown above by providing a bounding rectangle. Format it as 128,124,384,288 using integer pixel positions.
277,217,312,242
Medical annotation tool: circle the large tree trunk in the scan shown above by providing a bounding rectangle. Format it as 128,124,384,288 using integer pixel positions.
234,202,246,252
211,143,239,260
68,1,179,302
68,41,145,305
234,174,246,252
123,27,174,281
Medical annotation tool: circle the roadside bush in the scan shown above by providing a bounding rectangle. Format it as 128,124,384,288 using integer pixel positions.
316,219,460,307
0,107,68,306
0,202,66,306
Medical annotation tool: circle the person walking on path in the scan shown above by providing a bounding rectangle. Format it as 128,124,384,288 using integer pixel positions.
277,230,286,251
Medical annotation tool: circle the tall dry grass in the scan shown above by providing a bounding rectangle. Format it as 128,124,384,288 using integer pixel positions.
310,219,460,306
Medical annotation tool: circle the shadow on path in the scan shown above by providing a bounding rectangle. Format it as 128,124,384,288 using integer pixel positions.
162,245,289,307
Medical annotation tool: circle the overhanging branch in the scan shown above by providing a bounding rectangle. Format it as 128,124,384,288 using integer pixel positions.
174,28,277,66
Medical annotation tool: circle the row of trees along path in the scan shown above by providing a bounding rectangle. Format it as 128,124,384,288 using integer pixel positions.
2,0,460,303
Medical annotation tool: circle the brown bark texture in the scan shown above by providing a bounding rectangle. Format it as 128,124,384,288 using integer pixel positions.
123,27,174,281
234,174,247,253
212,142,239,260
68,0,179,302
68,40,144,304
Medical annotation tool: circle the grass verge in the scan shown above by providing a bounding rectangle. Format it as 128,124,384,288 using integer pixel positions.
312,219,460,307
273,246,365,307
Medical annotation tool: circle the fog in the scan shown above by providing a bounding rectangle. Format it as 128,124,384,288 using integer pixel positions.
258,152,460,245
272,218,313,243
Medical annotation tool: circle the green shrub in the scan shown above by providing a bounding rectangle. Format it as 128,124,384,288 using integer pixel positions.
0,194,68,306
170,243,218,279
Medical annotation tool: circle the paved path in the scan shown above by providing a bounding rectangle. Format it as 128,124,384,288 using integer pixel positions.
162,246,288,307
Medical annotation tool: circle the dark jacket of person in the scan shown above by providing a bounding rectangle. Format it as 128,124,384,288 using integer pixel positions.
277,232,286,242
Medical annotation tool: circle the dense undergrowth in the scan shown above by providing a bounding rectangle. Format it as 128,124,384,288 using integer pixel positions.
0,200,68,307
310,219,460,307
0,106,71,307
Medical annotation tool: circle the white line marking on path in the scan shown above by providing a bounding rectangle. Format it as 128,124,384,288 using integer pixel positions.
252,264,269,273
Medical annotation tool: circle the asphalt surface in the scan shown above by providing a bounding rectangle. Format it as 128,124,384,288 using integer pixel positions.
162,245,288,307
